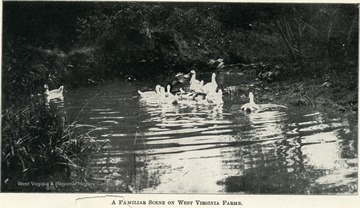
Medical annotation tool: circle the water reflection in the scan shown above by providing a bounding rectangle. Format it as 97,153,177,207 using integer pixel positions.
63,82,357,194
138,96,234,193
221,108,357,194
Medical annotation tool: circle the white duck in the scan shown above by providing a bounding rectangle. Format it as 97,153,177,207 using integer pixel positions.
44,84,64,100
159,86,178,104
241,92,259,112
165,85,176,98
202,73,218,94
138,85,161,98
207,89,224,104
189,70,204,93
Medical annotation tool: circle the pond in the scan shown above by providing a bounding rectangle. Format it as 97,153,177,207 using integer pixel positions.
60,75,357,194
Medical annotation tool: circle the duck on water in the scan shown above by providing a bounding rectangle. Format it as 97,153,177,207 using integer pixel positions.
241,92,287,113
137,71,287,110
44,84,64,102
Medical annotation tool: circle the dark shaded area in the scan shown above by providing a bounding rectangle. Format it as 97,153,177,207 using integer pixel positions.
3,2,91,49
3,3,358,95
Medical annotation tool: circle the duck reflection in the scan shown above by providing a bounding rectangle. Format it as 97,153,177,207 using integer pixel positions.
138,89,235,193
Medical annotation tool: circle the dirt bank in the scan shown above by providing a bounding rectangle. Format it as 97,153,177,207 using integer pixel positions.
221,63,358,117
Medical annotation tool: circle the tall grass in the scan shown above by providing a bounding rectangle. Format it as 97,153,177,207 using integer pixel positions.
1,97,100,192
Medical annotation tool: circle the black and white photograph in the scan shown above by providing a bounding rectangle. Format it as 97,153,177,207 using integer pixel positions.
1,0,359,207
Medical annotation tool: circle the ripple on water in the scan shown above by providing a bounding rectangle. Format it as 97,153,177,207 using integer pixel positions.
65,82,357,194
90,116,124,120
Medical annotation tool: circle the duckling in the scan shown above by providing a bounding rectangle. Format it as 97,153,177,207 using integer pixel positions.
241,92,259,112
44,84,64,100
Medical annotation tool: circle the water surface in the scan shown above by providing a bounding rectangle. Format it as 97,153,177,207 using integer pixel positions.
63,80,357,194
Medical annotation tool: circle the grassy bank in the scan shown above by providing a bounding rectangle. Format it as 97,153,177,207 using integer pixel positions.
1,97,100,192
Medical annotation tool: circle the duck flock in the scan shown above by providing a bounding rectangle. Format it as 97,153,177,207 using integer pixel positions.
43,70,286,113
138,70,263,112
